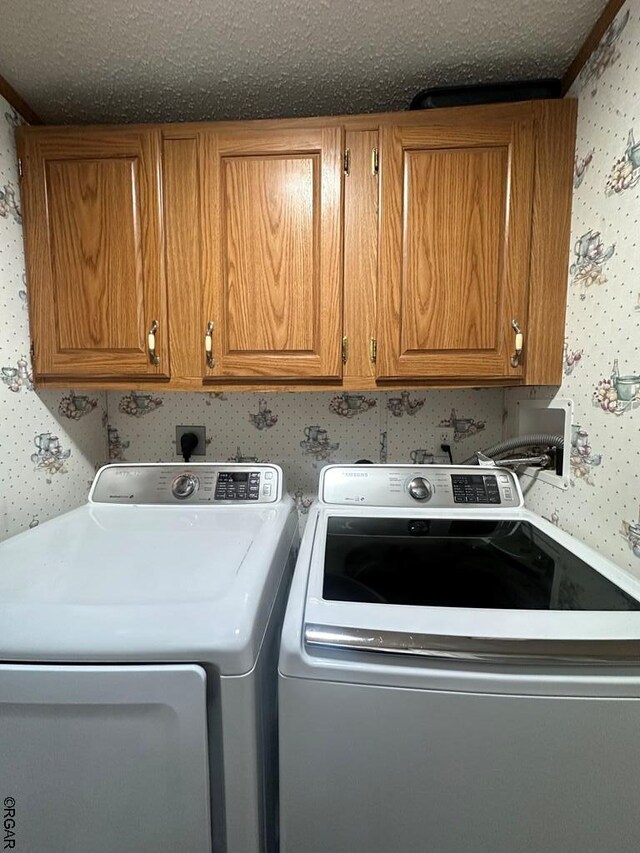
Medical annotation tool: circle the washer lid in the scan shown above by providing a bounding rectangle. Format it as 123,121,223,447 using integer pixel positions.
303,506,640,664
320,514,639,611
0,500,295,673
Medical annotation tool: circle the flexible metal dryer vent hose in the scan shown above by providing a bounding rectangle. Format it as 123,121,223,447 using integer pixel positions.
462,434,565,465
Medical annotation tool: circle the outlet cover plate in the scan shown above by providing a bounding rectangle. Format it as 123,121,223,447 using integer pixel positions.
175,425,206,458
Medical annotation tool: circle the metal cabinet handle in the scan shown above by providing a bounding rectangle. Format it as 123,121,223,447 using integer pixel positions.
205,321,215,368
510,319,524,367
147,320,159,365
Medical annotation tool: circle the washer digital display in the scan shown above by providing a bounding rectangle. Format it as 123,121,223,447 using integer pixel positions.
451,474,501,504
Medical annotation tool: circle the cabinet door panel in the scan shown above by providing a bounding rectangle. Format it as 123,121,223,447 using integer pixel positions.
225,155,316,353
203,128,342,380
402,146,506,351
46,158,143,351
378,118,534,381
21,130,168,379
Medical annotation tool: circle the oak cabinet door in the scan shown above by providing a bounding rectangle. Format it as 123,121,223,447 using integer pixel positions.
20,129,169,379
202,127,343,380
377,116,535,381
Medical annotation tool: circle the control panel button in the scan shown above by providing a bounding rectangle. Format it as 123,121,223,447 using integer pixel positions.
263,484,272,497
171,473,200,500
264,471,273,480
408,477,432,502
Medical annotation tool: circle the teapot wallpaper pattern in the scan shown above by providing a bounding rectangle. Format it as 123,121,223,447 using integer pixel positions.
0,96,107,540
507,0,640,573
103,387,504,520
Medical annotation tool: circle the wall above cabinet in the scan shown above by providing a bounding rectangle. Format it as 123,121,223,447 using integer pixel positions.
17,100,576,392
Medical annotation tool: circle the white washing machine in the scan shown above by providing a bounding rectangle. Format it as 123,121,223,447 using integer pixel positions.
279,464,640,853
0,463,298,853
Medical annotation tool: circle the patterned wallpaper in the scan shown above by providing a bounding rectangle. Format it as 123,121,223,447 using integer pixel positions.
104,389,504,518
0,94,107,541
507,0,640,573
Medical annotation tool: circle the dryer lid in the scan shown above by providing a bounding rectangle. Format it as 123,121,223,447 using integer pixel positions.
0,500,295,673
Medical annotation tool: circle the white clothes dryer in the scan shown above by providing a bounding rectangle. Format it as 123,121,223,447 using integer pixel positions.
0,463,298,853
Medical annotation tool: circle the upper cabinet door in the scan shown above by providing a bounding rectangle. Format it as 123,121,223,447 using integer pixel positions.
20,129,168,379
377,113,535,381
201,127,343,380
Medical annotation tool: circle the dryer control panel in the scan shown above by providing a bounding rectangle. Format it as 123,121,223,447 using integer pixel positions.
320,465,523,509
89,464,282,505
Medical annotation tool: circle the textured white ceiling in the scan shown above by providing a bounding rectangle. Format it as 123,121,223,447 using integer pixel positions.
1,0,605,125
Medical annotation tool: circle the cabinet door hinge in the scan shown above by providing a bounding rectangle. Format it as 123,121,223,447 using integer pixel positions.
343,148,351,176
17,158,23,180
29,340,35,361
371,148,379,176
342,336,349,364
369,337,377,363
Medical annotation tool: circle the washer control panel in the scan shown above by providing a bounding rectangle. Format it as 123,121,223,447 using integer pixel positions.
90,464,281,504
321,465,523,508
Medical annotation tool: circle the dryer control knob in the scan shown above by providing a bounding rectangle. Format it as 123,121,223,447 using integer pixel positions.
172,473,199,500
408,476,432,502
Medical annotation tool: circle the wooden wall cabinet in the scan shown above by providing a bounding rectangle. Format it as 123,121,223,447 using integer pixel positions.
377,116,534,382
19,128,169,380
18,99,576,391
163,126,343,384
342,100,576,390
